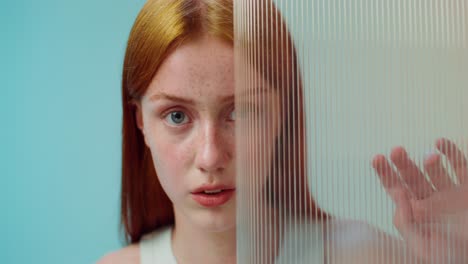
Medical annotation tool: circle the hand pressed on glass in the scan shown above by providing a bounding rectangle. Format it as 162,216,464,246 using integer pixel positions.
373,138,468,262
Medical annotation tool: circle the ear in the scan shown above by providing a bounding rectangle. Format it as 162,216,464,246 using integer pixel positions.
135,102,144,131
134,102,149,146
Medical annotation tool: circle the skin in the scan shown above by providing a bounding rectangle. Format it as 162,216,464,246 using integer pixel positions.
137,34,238,264
372,139,468,263
99,34,280,264
98,34,468,263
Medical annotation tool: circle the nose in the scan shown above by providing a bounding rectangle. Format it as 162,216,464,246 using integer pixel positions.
195,122,232,173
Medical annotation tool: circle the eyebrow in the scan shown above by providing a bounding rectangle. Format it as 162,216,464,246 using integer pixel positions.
150,93,194,104
149,92,235,104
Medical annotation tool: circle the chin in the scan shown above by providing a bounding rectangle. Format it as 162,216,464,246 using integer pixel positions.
192,204,237,233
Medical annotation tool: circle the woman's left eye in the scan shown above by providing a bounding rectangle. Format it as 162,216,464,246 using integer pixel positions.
165,111,189,125
229,109,235,121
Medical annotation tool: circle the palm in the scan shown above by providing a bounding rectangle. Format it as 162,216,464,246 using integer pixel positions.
372,138,468,263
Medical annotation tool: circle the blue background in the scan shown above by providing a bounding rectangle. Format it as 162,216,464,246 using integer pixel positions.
1,0,145,263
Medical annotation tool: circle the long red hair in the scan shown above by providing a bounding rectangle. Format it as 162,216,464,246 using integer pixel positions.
121,0,233,244
121,0,326,245
237,0,329,219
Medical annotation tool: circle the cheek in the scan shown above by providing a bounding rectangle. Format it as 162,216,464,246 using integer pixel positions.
146,132,194,197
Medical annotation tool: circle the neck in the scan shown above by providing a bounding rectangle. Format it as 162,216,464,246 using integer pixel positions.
171,212,237,264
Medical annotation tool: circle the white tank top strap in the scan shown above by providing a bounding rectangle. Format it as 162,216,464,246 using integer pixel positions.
139,225,178,264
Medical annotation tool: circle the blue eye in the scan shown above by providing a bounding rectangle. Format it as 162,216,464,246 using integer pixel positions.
165,111,189,125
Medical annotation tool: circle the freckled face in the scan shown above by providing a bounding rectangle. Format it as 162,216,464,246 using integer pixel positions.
137,35,236,232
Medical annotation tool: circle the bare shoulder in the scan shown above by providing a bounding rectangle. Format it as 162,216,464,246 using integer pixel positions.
96,244,140,264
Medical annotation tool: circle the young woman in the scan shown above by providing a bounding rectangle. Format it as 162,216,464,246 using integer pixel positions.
99,0,468,263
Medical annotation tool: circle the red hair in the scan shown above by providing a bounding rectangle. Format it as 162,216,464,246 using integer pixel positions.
239,0,329,220
121,0,233,244
120,0,326,245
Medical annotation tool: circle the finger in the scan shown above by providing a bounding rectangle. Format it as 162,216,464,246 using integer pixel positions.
372,154,405,202
391,147,434,199
436,138,468,185
391,190,444,262
424,152,455,191
391,189,426,255
392,188,414,230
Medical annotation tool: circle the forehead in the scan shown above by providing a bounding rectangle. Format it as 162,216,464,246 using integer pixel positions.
146,35,234,99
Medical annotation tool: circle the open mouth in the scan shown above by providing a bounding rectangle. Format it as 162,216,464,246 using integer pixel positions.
191,189,236,207
192,187,235,195
202,189,223,194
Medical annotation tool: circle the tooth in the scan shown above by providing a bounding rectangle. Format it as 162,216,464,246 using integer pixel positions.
204,189,222,194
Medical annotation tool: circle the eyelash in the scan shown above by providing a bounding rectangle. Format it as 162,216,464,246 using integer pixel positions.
160,107,236,127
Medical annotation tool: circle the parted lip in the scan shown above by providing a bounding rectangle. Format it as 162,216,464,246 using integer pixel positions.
191,184,236,194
